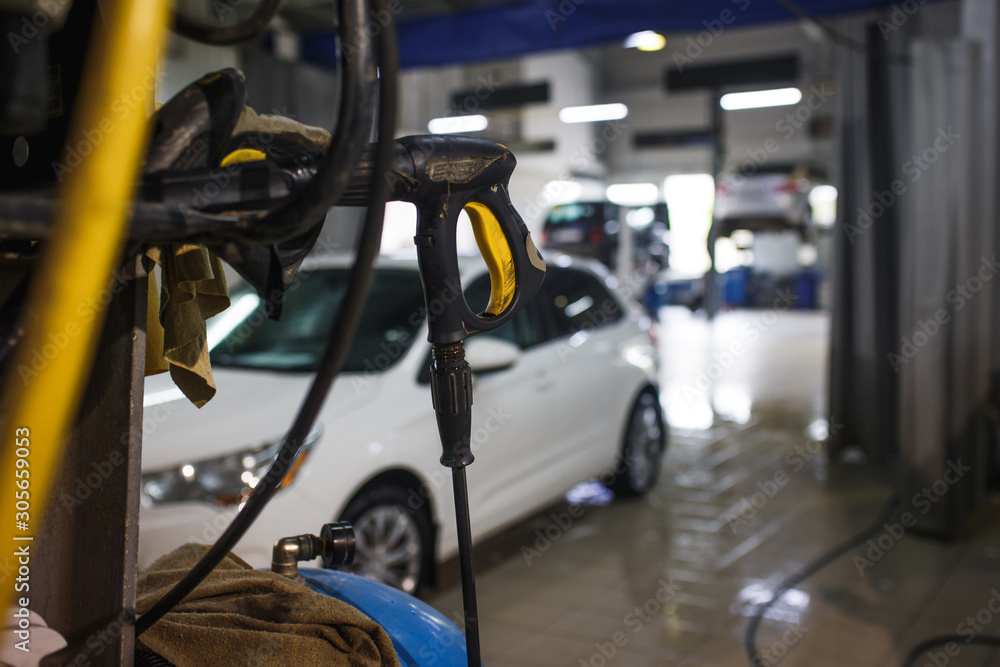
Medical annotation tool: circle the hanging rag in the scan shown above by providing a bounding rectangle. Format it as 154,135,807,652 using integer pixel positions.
144,246,229,407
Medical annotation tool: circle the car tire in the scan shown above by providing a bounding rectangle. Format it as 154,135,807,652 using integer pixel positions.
607,389,666,497
339,484,434,595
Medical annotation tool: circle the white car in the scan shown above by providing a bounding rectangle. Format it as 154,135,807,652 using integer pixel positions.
713,162,827,237
138,253,665,593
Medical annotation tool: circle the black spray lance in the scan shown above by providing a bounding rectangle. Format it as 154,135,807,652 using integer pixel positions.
388,135,546,665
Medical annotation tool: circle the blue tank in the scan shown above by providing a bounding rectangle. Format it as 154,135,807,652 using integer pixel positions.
300,568,470,666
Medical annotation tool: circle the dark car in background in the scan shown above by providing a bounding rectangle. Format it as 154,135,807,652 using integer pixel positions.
541,201,670,272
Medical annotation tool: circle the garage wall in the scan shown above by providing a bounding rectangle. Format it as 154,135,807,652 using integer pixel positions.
600,21,836,181
390,22,843,229
513,52,601,231
394,52,602,233
158,36,240,106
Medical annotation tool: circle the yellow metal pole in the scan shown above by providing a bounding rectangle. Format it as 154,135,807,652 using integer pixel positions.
0,0,171,615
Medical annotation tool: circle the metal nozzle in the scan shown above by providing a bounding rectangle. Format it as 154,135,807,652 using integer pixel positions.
271,521,356,582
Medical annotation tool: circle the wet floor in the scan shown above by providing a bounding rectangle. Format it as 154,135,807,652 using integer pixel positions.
424,307,1000,666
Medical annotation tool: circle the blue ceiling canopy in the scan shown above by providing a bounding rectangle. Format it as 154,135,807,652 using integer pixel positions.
300,0,906,70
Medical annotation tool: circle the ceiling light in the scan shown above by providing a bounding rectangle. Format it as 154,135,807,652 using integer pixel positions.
559,103,628,124
427,114,488,134
606,183,659,206
623,31,666,51
720,87,802,110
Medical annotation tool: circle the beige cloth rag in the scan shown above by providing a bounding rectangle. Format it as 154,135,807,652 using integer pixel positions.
136,544,401,667
231,105,331,152
144,246,230,407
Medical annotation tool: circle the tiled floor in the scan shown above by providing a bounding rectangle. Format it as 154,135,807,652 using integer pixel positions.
424,308,1000,666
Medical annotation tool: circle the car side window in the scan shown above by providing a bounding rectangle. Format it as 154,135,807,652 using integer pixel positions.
541,268,623,339
463,275,543,349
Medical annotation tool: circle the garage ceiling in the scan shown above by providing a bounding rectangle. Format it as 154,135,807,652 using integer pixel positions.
294,0,926,69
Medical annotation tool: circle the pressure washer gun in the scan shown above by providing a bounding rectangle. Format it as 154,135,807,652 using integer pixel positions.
379,135,547,666
140,135,545,664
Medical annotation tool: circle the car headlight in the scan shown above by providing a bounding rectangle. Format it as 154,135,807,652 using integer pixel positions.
141,427,321,507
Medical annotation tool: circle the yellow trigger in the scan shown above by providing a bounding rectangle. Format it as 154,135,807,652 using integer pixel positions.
220,148,267,166
465,202,516,316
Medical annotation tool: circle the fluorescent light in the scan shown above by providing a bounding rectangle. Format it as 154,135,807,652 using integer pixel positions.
720,87,802,110
623,31,666,51
427,114,488,134
606,183,659,206
559,103,628,124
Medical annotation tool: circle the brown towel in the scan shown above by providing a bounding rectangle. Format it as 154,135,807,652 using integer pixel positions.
136,544,400,667
144,246,230,407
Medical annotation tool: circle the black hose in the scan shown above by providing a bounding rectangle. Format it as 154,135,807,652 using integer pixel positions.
235,13,376,245
178,0,374,247
900,635,1000,667
744,493,900,666
172,0,281,46
135,0,397,635
452,467,481,667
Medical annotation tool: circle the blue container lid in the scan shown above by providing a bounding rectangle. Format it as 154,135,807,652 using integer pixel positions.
300,568,471,666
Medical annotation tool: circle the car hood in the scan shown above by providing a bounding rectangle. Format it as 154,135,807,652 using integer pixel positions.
140,367,386,471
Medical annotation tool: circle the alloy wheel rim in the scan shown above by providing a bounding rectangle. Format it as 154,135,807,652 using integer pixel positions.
348,505,422,593
627,397,663,491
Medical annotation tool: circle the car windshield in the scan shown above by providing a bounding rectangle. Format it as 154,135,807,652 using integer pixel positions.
546,202,601,226
209,268,426,373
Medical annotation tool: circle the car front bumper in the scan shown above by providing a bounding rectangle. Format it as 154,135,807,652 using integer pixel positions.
138,488,333,569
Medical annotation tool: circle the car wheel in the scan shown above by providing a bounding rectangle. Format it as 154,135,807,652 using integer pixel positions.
607,389,666,497
339,484,433,595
